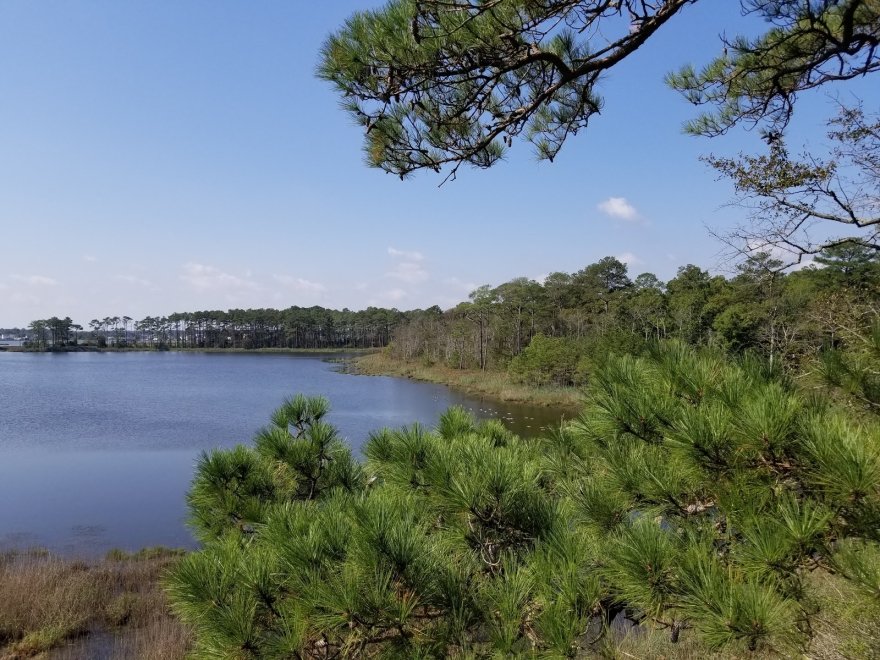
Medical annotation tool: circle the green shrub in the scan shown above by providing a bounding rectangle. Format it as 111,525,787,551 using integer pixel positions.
169,344,880,657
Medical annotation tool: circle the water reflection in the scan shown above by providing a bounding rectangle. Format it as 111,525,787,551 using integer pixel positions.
0,352,569,555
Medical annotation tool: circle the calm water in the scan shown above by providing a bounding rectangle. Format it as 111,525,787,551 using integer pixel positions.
0,351,567,556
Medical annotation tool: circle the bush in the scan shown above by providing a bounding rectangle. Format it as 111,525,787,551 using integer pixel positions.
508,333,585,387
169,345,880,657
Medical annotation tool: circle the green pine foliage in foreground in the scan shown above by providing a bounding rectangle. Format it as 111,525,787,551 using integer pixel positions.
168,344,880,658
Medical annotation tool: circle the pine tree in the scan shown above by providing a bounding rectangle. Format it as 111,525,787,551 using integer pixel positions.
169,345,880,657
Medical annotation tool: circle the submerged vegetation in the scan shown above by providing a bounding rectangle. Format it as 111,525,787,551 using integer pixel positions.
169,352,880,657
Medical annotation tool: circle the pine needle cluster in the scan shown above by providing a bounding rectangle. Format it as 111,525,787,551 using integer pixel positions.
168,346,880,657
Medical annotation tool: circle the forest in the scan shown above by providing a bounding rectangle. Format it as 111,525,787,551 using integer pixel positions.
383,245,879,408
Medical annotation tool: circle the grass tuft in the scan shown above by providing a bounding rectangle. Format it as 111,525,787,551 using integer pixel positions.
0,549,191,658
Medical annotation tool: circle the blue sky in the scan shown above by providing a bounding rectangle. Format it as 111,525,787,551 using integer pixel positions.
0,1,876,327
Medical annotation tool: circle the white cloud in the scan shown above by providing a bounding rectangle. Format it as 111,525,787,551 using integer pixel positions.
385,246,429,285
617,252,643,266
445,277,477,293
368,288,408,306
435,296,467,309
83,255,97,263
387,261,429,284
117,275,154,287
388,247,424,262
180,263,258,292
598,197,639,221
273,275,326,294
11,274,57,286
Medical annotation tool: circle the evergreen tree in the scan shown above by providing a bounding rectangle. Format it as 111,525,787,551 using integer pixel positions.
320,1,880,178
170,344,880,657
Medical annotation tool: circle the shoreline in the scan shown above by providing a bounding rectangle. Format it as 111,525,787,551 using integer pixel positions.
2,345,381,355
346,352,584,411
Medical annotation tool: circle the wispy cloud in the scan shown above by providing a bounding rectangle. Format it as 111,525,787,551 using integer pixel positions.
388,247,424,262
83,255,97,263
386,247,429,284
117,275,154,287
744,240,803,265
368,288,408,306
180,263,258,292
387,261,429,284
384,288,407,302
273,275,326,294
744,240,822,271
444,277,477,294
598,197,639,221
789,257,820,271
11,274,57,286
617,252,643,266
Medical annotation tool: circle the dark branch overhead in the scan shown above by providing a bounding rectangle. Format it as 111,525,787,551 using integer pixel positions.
320,0,880,178
669,0,880,137
319,0,695,179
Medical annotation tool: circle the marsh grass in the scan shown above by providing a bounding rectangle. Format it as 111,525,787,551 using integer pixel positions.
0,548,190,659
352,352,584,409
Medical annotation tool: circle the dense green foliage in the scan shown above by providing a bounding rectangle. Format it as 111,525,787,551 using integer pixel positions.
389,247,880,410
508,334,589,387
320,0,879,177
20,247,880,421
169,347,880,657
668,1,880,138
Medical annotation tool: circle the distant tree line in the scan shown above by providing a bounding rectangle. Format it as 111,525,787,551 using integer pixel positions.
20,245,880,408
25,317,83,349
24,306,408,351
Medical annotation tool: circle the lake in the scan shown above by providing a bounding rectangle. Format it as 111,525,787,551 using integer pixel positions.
0,351,568,556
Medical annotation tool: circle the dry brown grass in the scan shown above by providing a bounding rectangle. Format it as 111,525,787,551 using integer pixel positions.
109,616,192,660
352,352,584,409
0,548,191,659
